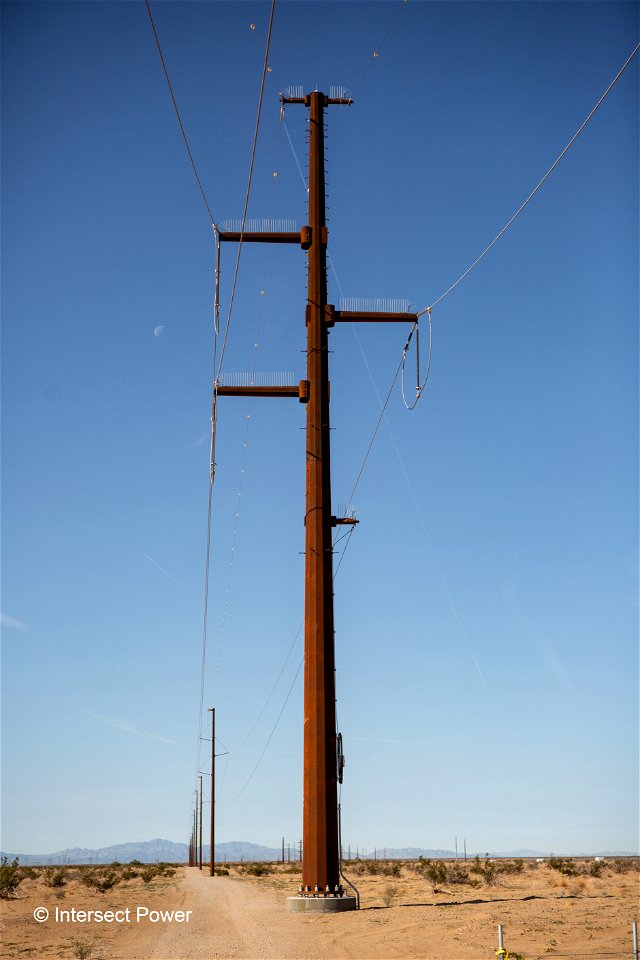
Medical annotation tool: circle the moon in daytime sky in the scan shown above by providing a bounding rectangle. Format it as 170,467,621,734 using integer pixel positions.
153,325,165,338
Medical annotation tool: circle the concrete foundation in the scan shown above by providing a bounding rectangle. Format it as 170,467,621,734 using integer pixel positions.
286,895,358,913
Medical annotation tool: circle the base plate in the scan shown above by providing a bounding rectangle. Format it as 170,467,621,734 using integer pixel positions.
285,895,357,913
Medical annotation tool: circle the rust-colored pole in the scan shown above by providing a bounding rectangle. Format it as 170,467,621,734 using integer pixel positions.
209,707,215,877
302,90,339,895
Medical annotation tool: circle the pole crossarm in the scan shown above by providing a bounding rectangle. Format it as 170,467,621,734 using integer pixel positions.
281,95,353,107
328,309,418,325
216,382,309,402
219,231,302,245
218,227,323,250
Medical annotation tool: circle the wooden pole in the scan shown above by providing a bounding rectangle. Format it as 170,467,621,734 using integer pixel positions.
209,708,215,877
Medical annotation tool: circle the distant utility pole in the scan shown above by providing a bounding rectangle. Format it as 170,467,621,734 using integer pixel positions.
194,795,198,869
199,775,203,870
209,707,215,877
216,90,418,911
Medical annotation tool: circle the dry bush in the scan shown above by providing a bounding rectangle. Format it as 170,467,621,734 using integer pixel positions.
469,856,496,885
350,859,379,876
43,867,67,887
382,883,399,907
448,865,473,885
72,942,92,960
610,857,638,874
239,862,272,877
0,857,23,899
416,858,447,889
380,861,401,877
548,857,576,876
82,869,120,893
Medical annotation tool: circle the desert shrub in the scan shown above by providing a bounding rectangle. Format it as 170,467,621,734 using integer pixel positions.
483,860,496,885
137,863,174,883
500,859,525,874
470,856,496,884
0,857,23,899
20,865,38,880
215,868,229,876
382,883,398,907
590,861,603,877
110,861,121,868
120,868,138,880
44,867,67,887
381,862,401,877
71,940,94,959
243,863,271,877
82,869,120,893
549,857,576,876
448,865,471,884
416,858,447,888
610,858,637,874
129,859,143,866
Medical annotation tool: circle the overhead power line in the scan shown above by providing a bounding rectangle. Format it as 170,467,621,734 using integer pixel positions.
352,0,409,98
216,0,277,378
420,41,640,316
145,0,218,228
193,0,277,795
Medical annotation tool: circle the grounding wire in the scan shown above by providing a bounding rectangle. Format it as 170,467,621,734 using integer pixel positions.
419,41,640,317
145,0,218,229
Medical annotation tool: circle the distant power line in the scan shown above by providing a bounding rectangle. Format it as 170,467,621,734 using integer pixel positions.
144,0,218,228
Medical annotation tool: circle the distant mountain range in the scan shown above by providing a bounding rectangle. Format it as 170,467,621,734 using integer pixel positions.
2,839,636,866
1,839,279,866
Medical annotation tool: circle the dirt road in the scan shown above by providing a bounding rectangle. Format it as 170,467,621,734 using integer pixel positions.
145,870,329,960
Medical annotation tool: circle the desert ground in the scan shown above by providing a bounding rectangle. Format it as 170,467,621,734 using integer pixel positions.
1,857,638,960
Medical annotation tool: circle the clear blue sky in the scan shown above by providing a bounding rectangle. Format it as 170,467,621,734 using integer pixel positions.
2,1,638,858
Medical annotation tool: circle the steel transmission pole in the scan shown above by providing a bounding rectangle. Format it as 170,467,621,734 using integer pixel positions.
214,89,417,911
303,90,338,897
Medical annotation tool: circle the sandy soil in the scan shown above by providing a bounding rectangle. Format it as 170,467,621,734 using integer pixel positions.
1,859,638,959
